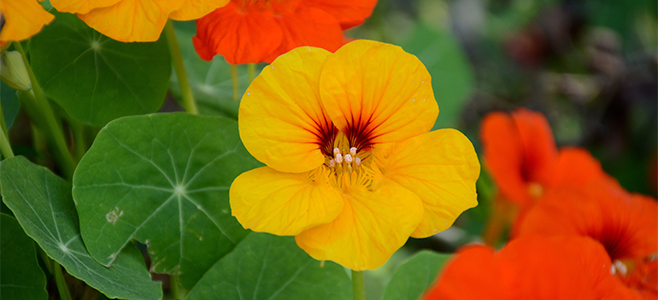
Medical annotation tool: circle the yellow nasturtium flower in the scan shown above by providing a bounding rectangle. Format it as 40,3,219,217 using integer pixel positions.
0,0,54,46
230,40,480,270
50,0,229,42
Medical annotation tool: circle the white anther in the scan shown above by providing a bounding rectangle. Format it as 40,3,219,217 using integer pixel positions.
344,154,353,164
328,159,336,168
333,147,340,156
349,147,357,157
335,153,343,164
354,157,361,166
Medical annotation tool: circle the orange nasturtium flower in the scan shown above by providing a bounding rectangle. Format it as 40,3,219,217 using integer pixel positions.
193,0,378,64
422,235,643,300
49,0,229,42
0,0,54,46
229,40,480,270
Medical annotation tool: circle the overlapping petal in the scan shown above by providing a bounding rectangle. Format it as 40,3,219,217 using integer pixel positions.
169,0,229,20
0,0,54,45
319,40,438,147
193,2,282,63
230,167,344,235
377,129,480,238
239,47,334,173
295,181,423,270
77,0,184,42
424,236,642,300
49,0,120,14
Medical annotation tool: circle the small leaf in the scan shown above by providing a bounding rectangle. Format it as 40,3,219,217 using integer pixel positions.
187,232,352,300
382,250,452,300
1,80,20,129
0,213,48,300
0,156,162,300
30,12,171,126
401,25,474,130
73,113,261,288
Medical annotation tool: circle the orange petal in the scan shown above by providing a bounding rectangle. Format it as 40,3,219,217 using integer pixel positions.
480,108,557,206
377,129,480,238
78,0,184,42
0,0,54,44
262,5,343,63
549,147,621,189
238,46,335,173
168,0,229,20
517,181,658,260
302,0,378,29
229,167,343,236
295,181,423,270
50,0,120,14
424,236,642,300
320,40,438,148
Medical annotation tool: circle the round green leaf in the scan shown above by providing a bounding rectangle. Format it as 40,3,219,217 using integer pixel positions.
73,113,261,288
0,213,47,300
0,156,162,300
30,13,171,126
382,250,452,300
187,233,352,300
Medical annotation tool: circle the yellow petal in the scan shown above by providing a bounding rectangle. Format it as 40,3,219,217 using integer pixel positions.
78,0,184,42
295,181,423,270
230,167,343,236
0,0,54,44
50,0,121,15
319,40,438,146
239,47,336,173
377,129,480,238
168,0,229,20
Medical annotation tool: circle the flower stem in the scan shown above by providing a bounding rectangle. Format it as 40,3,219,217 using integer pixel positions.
352,270,366,300
248,63,256,83
13,42,76,179
164,20,198,115
230,64,239,101
171,275,187,299
0,101,8,138
0,122,14,159
53,261,73,300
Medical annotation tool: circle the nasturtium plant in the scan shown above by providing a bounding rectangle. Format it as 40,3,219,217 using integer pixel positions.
1,81,19,129
0,156,163,300
30,12,171,126
187,232,353,300
0,213,48,300
73,113,261,288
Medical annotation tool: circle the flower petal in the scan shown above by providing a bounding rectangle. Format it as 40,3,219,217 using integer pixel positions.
303,0,378,29
239,46,336,173
193,3,282,63
168,0,229,20
319,40,438,147
295,181,423,270
230,167,343,236
378,129,480,238
50,0,120,15
0,0,54,44
78,0,184,42
262,5,343,63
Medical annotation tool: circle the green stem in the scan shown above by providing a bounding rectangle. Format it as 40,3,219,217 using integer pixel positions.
0,100,8,138
171,275,187,299
352,270,366,300
53,262,73,300
164,20,198,115
247,63,256,83
0,122,14,159
68,118,88,160
14,42,76,179
230,64,239,101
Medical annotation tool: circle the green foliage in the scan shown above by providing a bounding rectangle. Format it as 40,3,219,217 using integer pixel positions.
0,156,162,300
400,25,474,130
187,232,353,300
382,250,452,300
0,213,48,300
72,113,261,288
1,81,20,129
30,13,171,126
